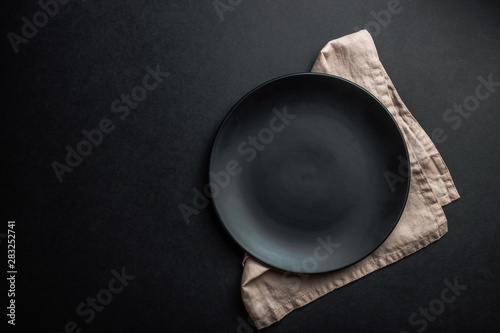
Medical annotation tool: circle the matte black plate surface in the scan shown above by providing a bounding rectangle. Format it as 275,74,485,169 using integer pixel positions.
210,73,410,273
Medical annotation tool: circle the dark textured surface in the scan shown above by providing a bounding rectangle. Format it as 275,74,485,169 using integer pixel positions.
1,0,499,332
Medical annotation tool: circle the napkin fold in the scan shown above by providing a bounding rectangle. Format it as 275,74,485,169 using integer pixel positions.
241,30,460,330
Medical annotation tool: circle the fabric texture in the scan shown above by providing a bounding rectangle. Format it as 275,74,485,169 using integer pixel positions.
240,30,460,330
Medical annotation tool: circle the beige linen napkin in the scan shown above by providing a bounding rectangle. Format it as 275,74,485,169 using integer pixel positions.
241,30,460,330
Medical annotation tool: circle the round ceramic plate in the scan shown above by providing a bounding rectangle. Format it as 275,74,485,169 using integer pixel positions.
210,73,410,273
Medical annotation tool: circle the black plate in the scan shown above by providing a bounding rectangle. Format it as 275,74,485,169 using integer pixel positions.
210,73,410,273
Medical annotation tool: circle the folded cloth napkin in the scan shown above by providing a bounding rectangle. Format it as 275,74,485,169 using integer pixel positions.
240,30,460,330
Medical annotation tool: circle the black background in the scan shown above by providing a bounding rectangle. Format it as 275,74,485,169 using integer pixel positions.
1,0,499,332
